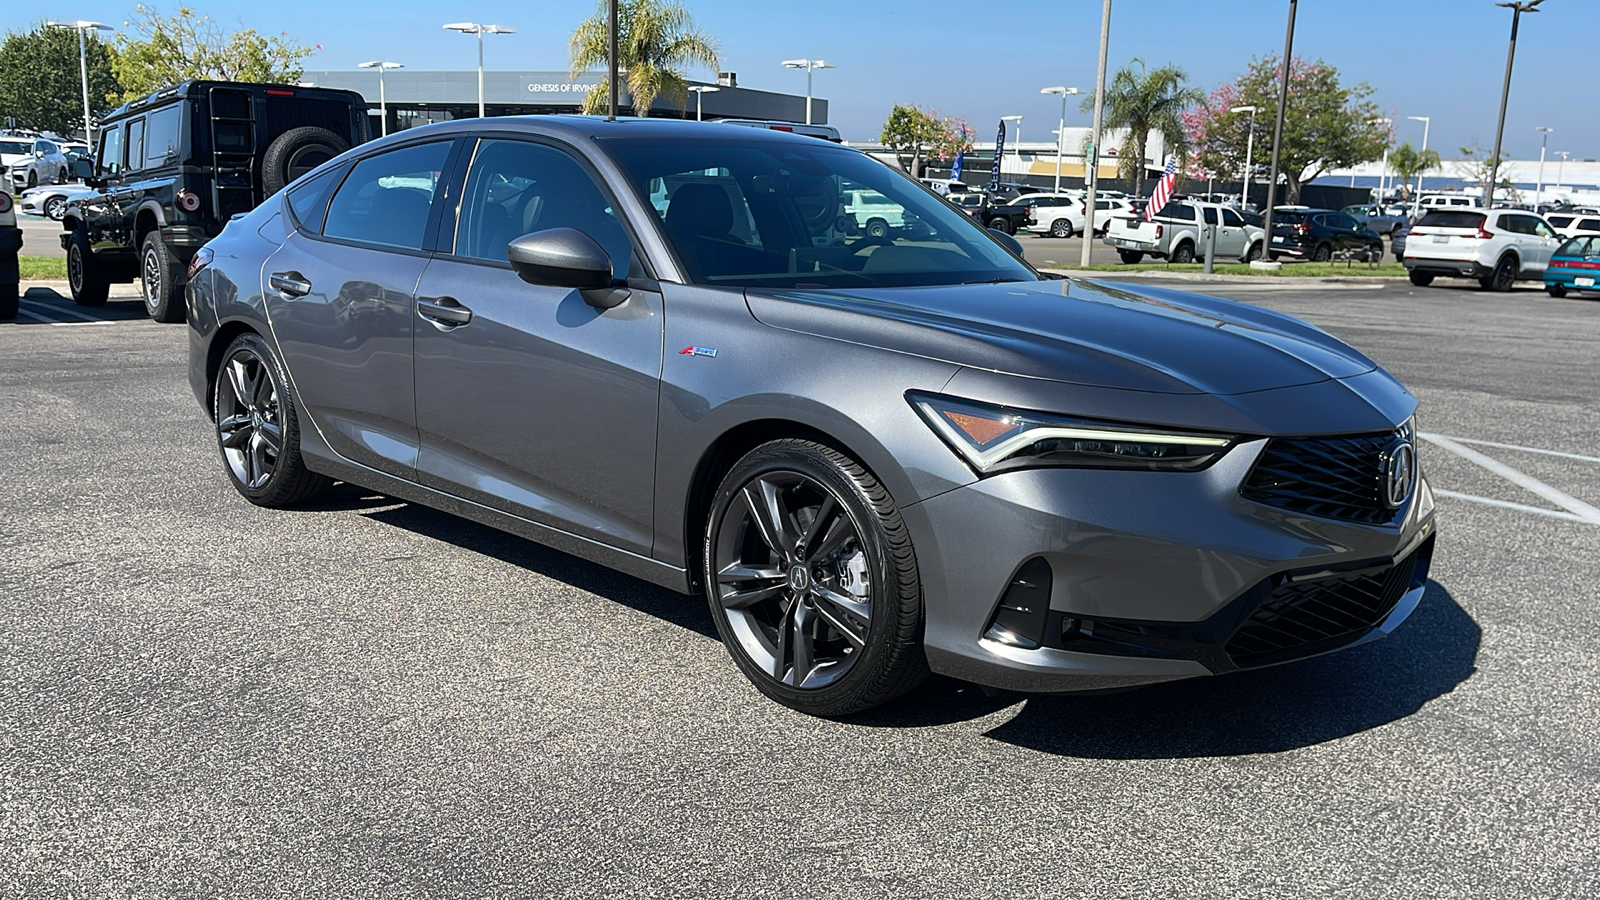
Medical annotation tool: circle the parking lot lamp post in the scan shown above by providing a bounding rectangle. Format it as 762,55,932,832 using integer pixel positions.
688,85,719,121
1485,1,1543,208
1534,126,1553,206
1407,115,1430,213
48,21,112,151
359,61,404,136
1230,106,1258,209
1001,115,1022,169
444,23,516,118
1080,0,1112,267
1369,117,1392,205
1258,0,1298,263
1040,86,1080,193
781,60,835,126
1556,150,1569,191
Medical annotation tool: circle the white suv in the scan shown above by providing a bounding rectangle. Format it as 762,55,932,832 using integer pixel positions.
1402,208,1561,291
1,136,70,189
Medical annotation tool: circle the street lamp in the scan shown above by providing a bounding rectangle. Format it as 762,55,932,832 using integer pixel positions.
687,85,719,122
781,59,835,126
1229,105,1258,209
1534,126,1553,206
1485,0,1543,208
1370,117,1392,206
1040,86,1081,193
1259,0,1299,263
443,22,516,118
1556,150,1570,192
47,20,113,150
1001,115,1023,168
359,61,403,136
1407,115,1431,212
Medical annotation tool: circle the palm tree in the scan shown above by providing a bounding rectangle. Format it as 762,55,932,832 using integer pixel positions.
1388,141,1441,200
1081,59,1202,197
568,0,720,117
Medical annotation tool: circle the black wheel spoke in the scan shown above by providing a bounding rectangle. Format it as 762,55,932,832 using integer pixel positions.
797,495,837,557
810,588,868,649
226,359,252,407
742,478,796,559
717,562,787,610
788,601,816,687
256,420,283,454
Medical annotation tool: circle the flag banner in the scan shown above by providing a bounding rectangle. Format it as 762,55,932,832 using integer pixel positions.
989,119,1006,189
1144,157,1179,221
952,151,964,183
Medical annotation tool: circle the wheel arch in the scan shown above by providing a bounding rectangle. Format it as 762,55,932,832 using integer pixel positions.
134,201,167,247
203,318,265,421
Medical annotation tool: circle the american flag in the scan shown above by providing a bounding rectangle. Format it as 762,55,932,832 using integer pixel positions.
1144,157,1179,221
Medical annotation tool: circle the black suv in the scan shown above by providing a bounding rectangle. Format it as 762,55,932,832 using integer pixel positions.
1267,208,1384,262
61,80,369,321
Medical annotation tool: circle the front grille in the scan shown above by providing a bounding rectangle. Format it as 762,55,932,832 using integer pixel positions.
1224,550,1417,668
1241,422,1412,525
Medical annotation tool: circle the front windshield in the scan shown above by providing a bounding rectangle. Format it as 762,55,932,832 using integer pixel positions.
605,138,1037,289
0,140,30,155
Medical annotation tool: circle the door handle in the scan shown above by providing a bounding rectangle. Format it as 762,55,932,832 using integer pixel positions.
417,296,472,327
269,271,312,298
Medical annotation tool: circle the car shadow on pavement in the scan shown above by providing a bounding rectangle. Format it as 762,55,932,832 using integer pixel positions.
852,581,1479,757
357,498,721,641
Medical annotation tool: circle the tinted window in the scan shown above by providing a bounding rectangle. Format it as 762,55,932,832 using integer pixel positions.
323,141,451,251
97,125,123,176
144,106,182,168
1332,214,1360,230
285,167,344,234
1274,211,1308,225
1201,207,1218,225
124,117,146,172
1499,215,1531,235
1416,211,1485,230
1157,204,1196,221
1221,208,1243,227
0,139,28,155
1556,237,1597,257
454,138,635,280
1549,215,1574,228
1579,219,1600,232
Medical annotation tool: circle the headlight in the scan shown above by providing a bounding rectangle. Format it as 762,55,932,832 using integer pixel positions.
909,392,1237,474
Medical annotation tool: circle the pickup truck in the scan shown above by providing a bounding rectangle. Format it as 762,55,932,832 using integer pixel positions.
1103,200,1265,264
946,191,1029,235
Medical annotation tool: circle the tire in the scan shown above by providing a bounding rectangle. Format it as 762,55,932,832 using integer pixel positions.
1170,242,1195,264
44,195,68,221
140,230,187,323
1479,255,1517,292
1547,284,1568,298
703,439,928,716
261,126,350,196
213,333,332,508
26,170,37,188
1049,218,1074,238
1117,249,1144,264
1312,243,1332,262
1408,270,1434,287
987,217,1013,235
0,282,17,321
66,228,109,307
1242,242,1262,263
865,218,889,239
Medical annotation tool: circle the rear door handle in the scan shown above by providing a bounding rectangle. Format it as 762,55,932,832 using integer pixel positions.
417,296,472,327
269,271,312,298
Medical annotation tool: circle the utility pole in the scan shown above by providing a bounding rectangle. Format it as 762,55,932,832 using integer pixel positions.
1257,0,1297,268
1485,0,1543,208
1079,0,1112,267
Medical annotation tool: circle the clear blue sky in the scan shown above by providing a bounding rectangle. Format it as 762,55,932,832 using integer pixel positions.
4,0,1585,158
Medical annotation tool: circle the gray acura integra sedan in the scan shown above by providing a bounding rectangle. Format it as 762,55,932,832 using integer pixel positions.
186,117,1435,715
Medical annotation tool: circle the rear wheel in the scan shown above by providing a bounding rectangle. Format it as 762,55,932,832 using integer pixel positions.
865,218,889,239
1117,249,1144,264
1312,243,1332,262
44,195,68,220
1408,270,1434,287
703,440,927,716
66,228,109,307
987,217,1013,234
213,333,332,507
1479,255,1517,292
1547,284,1568,298
1049,218,1074,238
1170,242,1195,264
140,231,187,323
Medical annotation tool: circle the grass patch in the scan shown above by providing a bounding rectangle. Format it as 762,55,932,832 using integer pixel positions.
1055,261,1409,278
19,256,69,280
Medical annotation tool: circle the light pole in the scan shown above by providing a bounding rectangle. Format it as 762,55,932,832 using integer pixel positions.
1407,115,1431,212
359,61,403,136
1485,0,1543,208
1534,125,1553,206
781,59,835,126
688,85,719,121
1259,0,1298,264
1370,117,1392,206
1040,86,1080,193
443,22,515,118
1556,150,1570,192
47,20,113,150
1081,0,1112,266
1230,105,1258,209
1001,115,1023,171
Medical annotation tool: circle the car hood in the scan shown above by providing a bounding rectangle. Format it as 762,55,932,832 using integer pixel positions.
744,277,1378,395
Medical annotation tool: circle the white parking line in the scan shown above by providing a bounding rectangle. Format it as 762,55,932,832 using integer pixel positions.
20,300,112,324
1420,432,1600,525
1430,434,1600,465
10,307,58,325
1431,489,1595,524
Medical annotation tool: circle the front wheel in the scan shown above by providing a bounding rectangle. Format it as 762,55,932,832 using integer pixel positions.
26,170,37,188
703,439,927,716
67,228,109,307
1049,218,1074,238
44,196,68,220
213,333,332,507
1242,242,1263,263
1117,249,1144,264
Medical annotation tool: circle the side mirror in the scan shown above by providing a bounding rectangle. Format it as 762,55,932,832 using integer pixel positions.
508,227,628,309
70,158,94,180
988,228,1024,256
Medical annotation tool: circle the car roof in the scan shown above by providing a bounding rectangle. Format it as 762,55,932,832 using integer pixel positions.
372,115,855,150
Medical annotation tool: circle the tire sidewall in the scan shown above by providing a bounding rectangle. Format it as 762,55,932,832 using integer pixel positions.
213,334,296,503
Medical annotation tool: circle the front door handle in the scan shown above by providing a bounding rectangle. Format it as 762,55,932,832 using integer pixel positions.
269,271,312,298
417,296,472,327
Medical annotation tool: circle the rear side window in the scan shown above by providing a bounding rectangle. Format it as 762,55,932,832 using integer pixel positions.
1500,215,1535,235
1275,211,1307,225
1157,204,1195,221
1549,215,1574,228
144,106,182,168
285,166,344,234
1417,211,1486,230
1580,219,1600,232
322,141,451,251
124,117,146,173
1201,207,1218,225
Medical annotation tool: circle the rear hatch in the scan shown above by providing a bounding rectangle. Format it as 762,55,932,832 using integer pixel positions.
1269,210,1312,246
1405,210,1489,261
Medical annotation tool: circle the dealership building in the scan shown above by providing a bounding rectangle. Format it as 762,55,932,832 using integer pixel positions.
296,70,825,134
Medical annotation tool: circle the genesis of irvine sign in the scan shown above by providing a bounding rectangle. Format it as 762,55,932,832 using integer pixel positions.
519,76,611,101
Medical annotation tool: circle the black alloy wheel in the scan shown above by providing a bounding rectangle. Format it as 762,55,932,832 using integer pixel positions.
213,334,331,507
987,217,1013,234
704,440,927,716
1312,243,1333,262
1480,255,1517,292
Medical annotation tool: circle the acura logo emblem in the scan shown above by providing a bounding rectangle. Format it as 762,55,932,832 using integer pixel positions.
1384,442,1415,509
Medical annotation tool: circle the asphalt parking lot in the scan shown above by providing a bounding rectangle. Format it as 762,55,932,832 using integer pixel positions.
3,278,1598,897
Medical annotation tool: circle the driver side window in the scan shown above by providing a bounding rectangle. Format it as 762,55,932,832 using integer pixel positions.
98,125,123,177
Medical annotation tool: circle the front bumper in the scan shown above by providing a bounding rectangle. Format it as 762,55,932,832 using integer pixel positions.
901,440,1437,693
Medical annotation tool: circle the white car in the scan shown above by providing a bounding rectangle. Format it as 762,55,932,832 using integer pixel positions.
18,182,97,221
1402,208,1561,291
845,189,904,237
2,135,70,189
1543,212,1600,240
1024,195,1134,239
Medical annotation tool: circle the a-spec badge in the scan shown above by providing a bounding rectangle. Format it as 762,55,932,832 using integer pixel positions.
678,346,718,358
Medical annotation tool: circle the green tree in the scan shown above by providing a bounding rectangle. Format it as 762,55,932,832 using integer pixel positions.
1187,56,1387,203
568,0,719,117
113,6,316,100
1388,141,1440,198
1081,59,1202,196
879,104,972,177
0,24,120,136
1455,142,1518,205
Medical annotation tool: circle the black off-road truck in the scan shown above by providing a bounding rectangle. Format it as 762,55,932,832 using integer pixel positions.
61,81,369,321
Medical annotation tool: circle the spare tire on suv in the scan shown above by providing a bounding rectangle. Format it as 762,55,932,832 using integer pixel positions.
262,126,350,196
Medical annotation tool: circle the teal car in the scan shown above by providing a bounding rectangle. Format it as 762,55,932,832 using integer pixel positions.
1545,235,1600,298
